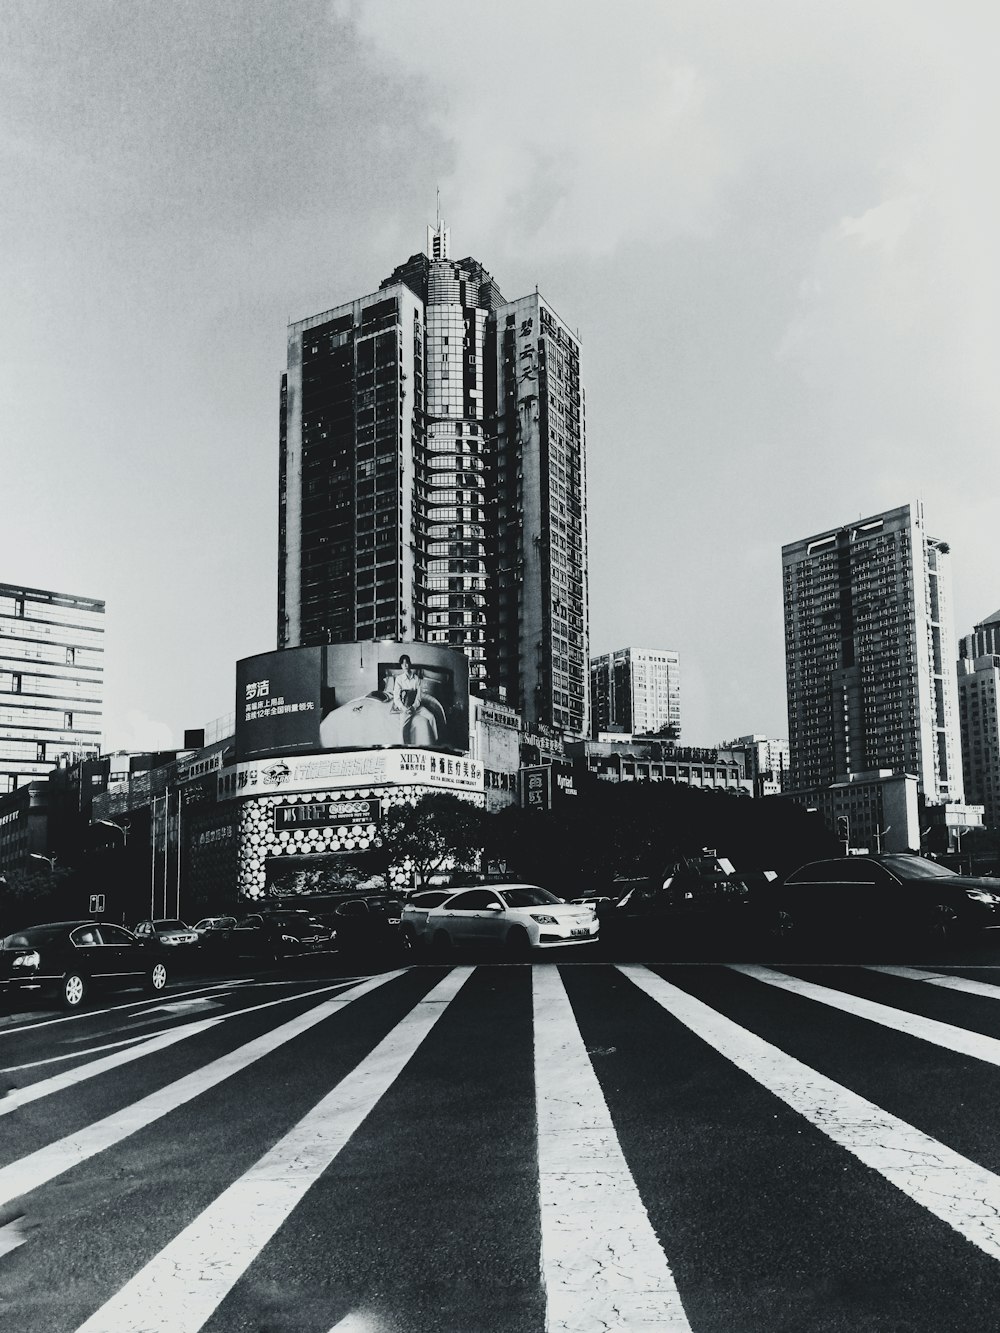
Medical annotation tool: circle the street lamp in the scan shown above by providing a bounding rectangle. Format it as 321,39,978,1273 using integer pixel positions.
30,853,57,870
94,818,129,846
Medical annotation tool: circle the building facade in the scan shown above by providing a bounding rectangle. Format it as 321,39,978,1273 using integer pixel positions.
590,647,680,739
782,503,962,804
957,654,1000,829
0,582,104,793
278,223,588,735
783,771,920,854
718,735,789,797
959,610,1000,660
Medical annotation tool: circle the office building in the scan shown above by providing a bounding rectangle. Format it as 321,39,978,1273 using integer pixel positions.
0,582,104,793
957,653,1000,829
590,647,680,739
278,222,588,735
781,502,962,803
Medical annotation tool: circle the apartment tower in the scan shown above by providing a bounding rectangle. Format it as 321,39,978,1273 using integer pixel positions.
781,502,962,803
278,223,588,734
590,647,680,739
0,582,104,792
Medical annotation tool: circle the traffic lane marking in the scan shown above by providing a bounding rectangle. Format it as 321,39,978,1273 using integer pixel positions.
2,1031,164,1073
0,978,253,1035
620,963,1000,1264
533,965,692,1332
0,969,411,1211
0,978,380,1105
72,967,474,1333
0,1018,223,1116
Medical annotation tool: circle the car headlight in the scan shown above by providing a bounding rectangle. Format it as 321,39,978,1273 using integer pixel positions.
529,914,558,925
12,950,40,969
281,934,298,943
965,890,1000,904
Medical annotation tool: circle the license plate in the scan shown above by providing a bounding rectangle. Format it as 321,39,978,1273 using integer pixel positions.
571,927,589,937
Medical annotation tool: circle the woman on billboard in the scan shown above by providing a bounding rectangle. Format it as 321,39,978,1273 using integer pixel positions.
391,655,445,746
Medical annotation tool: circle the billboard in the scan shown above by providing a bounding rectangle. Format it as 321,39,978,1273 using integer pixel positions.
236,642,470,760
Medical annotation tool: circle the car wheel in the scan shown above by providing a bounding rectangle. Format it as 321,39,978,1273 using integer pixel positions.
61,972,87,1009
149,961,168,992
505,926,530,958
926,902,960,944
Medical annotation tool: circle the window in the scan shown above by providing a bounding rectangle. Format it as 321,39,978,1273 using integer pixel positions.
444,890,499,910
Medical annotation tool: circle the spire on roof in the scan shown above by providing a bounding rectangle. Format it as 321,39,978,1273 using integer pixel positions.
426,190,450,260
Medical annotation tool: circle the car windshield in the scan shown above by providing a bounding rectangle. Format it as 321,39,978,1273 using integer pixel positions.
880,856,958,880
154,919,188,930
498,886,562,908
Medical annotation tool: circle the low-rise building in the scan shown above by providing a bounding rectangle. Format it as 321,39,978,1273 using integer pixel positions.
783,770,920,853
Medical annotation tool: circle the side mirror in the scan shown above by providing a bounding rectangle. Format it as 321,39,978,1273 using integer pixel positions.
485,903,504,912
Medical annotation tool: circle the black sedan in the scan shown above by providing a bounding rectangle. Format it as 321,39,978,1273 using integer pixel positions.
0,920,168,1010
768,854,1000,945
198,911,334,964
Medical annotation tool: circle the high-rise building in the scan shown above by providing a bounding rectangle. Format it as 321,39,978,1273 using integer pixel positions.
278,223,588,735
957,653,1000,829
0,582,104,793
959,609,1000,660
590,647,680,739
781,502,962,803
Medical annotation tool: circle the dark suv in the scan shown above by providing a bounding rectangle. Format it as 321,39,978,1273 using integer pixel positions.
769,854,1000,945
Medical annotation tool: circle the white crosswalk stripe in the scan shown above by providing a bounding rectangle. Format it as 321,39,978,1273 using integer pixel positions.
7,961,1000,1331
0,969,408,1211
620,963,1000,1263
533,966,692,1332
728,962,1000,1065
866,964,1000,999
73,967,474,1333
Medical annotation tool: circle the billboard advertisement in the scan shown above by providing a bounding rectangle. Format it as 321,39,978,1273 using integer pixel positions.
236,642,470,760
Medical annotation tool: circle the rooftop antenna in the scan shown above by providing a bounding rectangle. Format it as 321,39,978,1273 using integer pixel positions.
427,190,450,261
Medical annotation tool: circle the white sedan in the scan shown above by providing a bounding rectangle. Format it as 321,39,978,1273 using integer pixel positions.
424,884,599,953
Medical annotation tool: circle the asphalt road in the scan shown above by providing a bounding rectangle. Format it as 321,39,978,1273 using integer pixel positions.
6,940,1000,1330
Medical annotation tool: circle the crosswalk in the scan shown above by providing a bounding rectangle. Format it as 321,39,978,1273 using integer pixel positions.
5,961,1000,1331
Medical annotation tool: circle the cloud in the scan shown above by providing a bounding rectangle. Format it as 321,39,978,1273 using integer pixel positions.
329,0,734,259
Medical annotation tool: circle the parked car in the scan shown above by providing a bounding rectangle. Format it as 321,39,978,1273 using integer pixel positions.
424,884,599,953
323,896,408,958
192,915,237,935
610,854,753,931
201,911,334,963
0,920,168,1010
399,889,457,948
133,918,200,947
767,853,1000,945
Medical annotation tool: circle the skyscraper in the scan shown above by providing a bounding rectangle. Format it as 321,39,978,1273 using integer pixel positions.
957,652,1000,829
0,582,104,792
781,502,962,803
590,647,680,739
278,223,588,734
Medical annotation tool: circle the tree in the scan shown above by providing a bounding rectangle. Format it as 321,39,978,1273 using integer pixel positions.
0,865,73,936
377,792,484,888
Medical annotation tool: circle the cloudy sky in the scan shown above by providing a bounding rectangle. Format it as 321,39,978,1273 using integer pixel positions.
3,0,998,752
